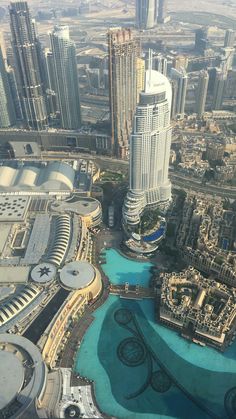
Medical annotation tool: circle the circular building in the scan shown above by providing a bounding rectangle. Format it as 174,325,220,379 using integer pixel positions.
0,334,47,418
31,263,57,284
60,260,102,299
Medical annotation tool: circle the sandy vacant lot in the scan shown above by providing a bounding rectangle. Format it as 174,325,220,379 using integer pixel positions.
0,0,235,18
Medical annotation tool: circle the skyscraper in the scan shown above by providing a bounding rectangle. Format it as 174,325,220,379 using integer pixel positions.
108,28,141,158
172,55,188,71
195,70,209,117
212,68,227,110
123,68,172,226
136,57,145,102
195,28,209,55
170,67,188,118
0,45,16,127
224,69,236,99
224,29,235,48
9,1,47,130
43,48,60,123
49,26,81,130
157,0,169,23
153,53,167,75
135,0,157,30
170,79,178,119
7,65,23,121
221,47,235,71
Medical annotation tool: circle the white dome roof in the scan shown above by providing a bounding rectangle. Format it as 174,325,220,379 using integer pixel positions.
144,69,172,109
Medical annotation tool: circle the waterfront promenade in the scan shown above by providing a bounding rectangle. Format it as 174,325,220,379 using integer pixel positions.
60,277,110,371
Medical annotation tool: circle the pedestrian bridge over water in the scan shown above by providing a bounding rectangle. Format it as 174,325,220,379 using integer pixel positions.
109,284,154,300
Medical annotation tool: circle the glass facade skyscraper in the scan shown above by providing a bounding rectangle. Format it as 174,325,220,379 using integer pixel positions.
49,26,81,130
135,0,157,30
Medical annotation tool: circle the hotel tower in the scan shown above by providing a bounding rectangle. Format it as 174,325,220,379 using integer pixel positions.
123,64,172,227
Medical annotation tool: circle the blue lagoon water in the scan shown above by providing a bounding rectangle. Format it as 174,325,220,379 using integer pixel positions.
100,248,153,287
75,249,236,419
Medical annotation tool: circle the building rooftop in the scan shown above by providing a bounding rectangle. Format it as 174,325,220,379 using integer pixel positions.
0,161,75,193
50,196,101,216
144,69,172,108
0,334,46,416
0,350,25,410
159,268,236,350
0,266,30,284
0,196,30,222
8,141,41,158
31,263,56,284
60,261,96,290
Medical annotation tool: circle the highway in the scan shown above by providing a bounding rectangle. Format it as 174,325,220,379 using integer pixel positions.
37,151,236,198
170,173,236,198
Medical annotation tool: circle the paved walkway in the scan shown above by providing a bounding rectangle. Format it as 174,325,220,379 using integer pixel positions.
58,228,114,417
59,368,103,419
60,231,110,371
110,284,154,299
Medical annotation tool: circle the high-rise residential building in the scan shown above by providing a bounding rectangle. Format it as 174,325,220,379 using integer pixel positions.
0,32,7,62
206,142,225,161
0,31,22,121
170,79,178,119
207,67,217,94
170,67,188,118
0,45,16,127
157,0,170,23
153,53,167,75
212,68,227,110
224,69,236,99
44,49,57,93
224,29,235,48
172,55,188,71
195,70,209,117
195,28,209,55
43,48,59,122
123,68,172,226
49,26,81,130
9,1,47,130
7,65,23,120
135,0,157,30
221,47,235,71
136,57,145,102
108,28,141,158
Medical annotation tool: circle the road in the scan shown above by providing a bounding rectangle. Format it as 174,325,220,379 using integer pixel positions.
29,151,236,198
170,173,236,198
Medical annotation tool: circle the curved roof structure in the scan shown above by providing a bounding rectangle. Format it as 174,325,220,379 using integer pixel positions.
0,351,24,409
46,215,71,266
40,161,75,191
144,69,172,109
0,284,41,327
0,166,17,187
0,334,46,418
60,261,96,290
0,162,75,192
51,196,101,216
16,167,40,187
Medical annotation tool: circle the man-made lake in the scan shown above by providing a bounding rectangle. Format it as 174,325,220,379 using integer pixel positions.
75,249,236,419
